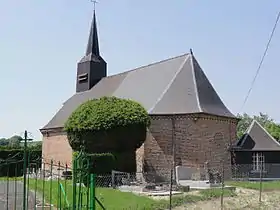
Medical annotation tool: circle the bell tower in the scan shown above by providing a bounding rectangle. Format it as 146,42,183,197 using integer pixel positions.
76,9,107,93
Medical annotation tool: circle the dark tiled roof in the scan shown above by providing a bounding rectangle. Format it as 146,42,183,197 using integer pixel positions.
41,53,236,130
236,120,280,151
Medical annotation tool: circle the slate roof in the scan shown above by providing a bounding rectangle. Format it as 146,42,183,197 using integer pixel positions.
41,53,236,130
85,11,99,57
235,120,280,151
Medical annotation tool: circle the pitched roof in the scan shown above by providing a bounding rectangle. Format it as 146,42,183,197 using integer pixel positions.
236,120,280,151
41,53,236,130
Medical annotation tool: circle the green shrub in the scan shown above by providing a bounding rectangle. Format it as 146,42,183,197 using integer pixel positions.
64,96,151,152
72,152,116,186
0,149,41,177
73,152,116,174
89,153,116,174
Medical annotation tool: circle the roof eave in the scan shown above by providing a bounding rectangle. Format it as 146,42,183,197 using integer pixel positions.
40,126,64,134
149,112,238,120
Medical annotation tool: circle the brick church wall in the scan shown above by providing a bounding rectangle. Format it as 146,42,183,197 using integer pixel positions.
41,113,237,181
142,114,238,181
41,129,72,171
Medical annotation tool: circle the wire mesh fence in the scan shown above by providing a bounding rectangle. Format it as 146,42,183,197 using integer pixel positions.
2,155,280,209
89,163,280,209
0,155,99,210
2,128,280,209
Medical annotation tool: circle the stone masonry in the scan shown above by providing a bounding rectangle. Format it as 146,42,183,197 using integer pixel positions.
140,114,238,181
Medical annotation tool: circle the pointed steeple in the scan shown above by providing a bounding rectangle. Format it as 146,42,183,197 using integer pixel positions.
75,8,107,93
86,11,100,57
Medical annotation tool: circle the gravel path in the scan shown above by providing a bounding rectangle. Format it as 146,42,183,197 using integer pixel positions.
174,188,280,210
0,180,39,210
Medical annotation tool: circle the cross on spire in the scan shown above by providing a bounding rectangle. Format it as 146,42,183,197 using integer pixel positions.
91,0,98,11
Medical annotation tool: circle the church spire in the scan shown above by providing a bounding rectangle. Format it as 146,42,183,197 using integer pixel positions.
85,10,100,56
76,2,107,93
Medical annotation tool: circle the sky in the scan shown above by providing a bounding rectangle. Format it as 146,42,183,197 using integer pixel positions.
0,0,280,140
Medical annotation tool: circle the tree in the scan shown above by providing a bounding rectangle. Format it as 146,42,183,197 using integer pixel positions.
236,113,252,138
0,138,8,146
64,96,151,152
237,112,280,140
28,141,42,150
8,135,22,148
254,112,274,126
0,136,42,149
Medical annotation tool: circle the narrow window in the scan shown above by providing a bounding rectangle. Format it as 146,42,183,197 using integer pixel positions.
252,152,265,171
78,73,88,83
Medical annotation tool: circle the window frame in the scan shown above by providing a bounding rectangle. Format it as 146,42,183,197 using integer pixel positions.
252,152,265,172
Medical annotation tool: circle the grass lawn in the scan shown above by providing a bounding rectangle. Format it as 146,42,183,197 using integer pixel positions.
24,179,236,210
227,181,280,191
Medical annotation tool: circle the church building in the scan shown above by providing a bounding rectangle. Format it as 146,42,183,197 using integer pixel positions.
40,11,238,179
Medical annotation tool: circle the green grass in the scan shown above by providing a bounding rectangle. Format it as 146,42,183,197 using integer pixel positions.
0,177,236,209
28,179,158,209
25,179,236,210
227,181,280,191
0,177,22,181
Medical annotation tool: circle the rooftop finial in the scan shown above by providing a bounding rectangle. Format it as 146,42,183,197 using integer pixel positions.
190,48,193,55
91,0,98,11
86,0,100,56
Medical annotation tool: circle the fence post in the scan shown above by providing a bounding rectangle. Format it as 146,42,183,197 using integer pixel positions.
21,130,33,210
220,163,225,210
259,162,263,204
72,158,77,209
169,116,176,210
23,130,28,210
90,174,96,210
169,168,173,210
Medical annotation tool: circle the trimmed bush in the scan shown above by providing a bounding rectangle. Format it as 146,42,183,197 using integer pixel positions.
65,96,151,152
89,153,116,174
73,152,116,174
73,152,116,186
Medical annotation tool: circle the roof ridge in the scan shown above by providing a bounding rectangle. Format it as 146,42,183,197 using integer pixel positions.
253,120,280,146
105,53,190,79
190,54,203,112
236,120,256,147
73,52,190,96
148,54,190,113
239,120,280,148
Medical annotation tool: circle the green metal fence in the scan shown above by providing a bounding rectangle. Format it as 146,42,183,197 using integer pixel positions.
0,131,104,210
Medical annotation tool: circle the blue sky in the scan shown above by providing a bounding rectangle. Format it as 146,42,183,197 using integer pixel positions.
1,0,280,140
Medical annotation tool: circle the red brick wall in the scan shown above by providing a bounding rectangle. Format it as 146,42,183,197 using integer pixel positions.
41,113,238,179
42,130,72,169
142,114,238,180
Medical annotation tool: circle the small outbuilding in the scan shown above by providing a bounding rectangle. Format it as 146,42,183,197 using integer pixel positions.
232,120,280,180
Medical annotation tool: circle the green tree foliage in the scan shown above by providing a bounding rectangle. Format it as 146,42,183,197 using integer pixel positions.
0,149,42,177
65,96,151,152
237,112,280,140
0,135,22,148
0,138,9,146
8,135,22,148
0,135,42,150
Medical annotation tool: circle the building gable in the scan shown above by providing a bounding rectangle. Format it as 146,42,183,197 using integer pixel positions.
236,120,280,151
